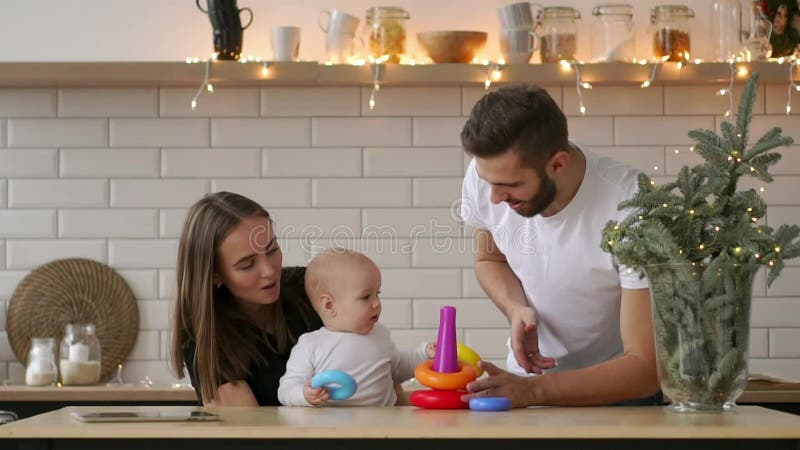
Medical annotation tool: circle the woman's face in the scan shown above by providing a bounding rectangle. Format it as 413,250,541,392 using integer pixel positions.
774,4,789,35
216,215,283,309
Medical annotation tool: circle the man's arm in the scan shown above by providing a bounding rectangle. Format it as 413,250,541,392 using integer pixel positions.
465,287,660,406
472,228,555,373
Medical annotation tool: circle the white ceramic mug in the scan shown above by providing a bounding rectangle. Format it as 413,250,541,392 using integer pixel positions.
319,9,360,35
500,28,541,64
497,2,542,29
271,26,301,61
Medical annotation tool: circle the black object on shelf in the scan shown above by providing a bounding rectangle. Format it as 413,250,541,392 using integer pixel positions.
196,0,253,60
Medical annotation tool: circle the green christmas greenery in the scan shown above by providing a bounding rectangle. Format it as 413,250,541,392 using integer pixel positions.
601,73,800,408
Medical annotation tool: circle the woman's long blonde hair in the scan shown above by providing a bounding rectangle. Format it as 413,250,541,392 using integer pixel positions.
170,191,302,403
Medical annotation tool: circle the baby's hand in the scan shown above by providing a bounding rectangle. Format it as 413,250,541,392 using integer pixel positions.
303,382,330,406
425,340,437,359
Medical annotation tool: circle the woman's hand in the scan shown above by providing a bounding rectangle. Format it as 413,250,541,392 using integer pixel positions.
509,306,555,374
303,382,330,406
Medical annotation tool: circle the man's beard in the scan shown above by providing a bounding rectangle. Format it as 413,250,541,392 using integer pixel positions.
513,174,557,218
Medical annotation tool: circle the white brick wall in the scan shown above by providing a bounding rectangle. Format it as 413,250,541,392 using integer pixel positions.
0,83,798,385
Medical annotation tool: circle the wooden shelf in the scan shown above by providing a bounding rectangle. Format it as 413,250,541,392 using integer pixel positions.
0,384,196,402
0,61,796,87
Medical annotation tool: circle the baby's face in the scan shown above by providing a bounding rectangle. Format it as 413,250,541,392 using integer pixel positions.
325,258,382,335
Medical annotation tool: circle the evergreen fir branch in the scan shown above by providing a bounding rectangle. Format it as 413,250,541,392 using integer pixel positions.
735,72,759,148
720,121,741,155
745,128,794,159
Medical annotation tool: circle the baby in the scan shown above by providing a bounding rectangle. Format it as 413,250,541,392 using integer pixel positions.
278,248,432,406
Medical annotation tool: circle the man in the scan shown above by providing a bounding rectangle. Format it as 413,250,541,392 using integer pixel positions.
459,84,660,407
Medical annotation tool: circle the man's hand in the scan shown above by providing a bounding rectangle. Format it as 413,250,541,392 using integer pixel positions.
510,305,555,374
425,340,437,358
303,382,330,406
461,361,536,408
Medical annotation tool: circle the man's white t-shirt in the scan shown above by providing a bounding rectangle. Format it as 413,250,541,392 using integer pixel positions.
277,324,427,406
461,146,649,375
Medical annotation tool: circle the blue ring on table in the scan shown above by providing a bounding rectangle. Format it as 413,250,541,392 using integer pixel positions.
310,370,357,400
469,396,512,411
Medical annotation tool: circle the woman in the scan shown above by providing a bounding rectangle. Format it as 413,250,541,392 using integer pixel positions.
170,191,322,406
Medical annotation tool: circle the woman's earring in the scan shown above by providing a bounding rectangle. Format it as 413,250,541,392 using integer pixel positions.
215,282,222,289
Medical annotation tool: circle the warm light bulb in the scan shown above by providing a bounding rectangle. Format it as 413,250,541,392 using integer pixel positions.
734,246,743,254
191,100,197,110
485,78,491,89
579,105,586,115
560,60,572,71
717,89,728,96
689,209,695,215
492,69,502,81
581,82,592,89
262,63,269,76
737,66,749,77
641,80,651,88
775,246,782,253
369,98,376,110
699,243,706,250
206,84,214,93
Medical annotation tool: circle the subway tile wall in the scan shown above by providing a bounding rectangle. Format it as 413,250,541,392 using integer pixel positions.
0,84,798,384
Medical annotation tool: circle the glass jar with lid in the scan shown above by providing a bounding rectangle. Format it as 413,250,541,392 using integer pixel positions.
537,6,581,62
59,323,102,385
25,337,57,386
365,6,410,63
651,4,695,62
591,4,635,62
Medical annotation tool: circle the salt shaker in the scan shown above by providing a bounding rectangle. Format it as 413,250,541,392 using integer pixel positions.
25,338,57,386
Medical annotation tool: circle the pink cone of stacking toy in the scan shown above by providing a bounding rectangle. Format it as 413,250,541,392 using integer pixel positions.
432,306,459,373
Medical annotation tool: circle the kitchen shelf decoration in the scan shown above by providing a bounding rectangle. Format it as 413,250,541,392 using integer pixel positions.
601,73,800,413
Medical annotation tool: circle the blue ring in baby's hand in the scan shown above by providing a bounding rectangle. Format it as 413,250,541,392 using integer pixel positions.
469,396,512,411
310,370,357,401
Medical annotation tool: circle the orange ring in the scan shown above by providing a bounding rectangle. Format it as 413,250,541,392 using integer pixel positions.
414,360,477,391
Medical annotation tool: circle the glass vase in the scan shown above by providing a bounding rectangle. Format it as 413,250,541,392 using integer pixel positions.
644,262,758,413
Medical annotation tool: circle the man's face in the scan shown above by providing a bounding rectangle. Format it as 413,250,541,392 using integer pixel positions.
475,150,557,218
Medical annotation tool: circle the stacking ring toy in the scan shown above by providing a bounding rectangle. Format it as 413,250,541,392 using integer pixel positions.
310,370,357,400
410,390,468,409
457,342,484,377
469,397,512,411
414,360,477,391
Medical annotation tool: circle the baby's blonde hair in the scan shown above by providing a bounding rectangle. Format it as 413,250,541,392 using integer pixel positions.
305,248,374,304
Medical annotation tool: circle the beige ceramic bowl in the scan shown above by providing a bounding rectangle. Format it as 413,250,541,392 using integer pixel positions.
417,31,488,63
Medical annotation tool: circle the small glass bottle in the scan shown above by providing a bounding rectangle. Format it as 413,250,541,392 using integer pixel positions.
538,6,581,62
591,4,635,62
365,6,410,63
709,0,742,62
25,338,57,386
743,0,773,60
651,4,695,62
59,323,102,385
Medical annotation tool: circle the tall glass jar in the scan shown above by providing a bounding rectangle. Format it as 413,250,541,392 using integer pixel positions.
25,337,57,386
651,5,695,62
591,4,635,62
365,6,410,63
709,0,743,62
537,6,581,62
59,323,102,385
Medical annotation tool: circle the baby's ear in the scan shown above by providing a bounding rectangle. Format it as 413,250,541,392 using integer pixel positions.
320,293,336,317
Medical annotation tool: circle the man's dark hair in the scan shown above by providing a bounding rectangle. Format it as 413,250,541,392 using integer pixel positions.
461,84,569,169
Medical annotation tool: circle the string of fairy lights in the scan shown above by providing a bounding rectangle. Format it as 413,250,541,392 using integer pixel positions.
185,51,798,120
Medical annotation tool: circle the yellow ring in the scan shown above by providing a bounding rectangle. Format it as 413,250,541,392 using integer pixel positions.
414,360,477,391
457,342,484,377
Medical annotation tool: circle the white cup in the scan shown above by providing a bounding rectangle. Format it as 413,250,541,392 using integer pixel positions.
272,26,301,62
319,9,360,36
497,2,541,29
500,28,540,64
